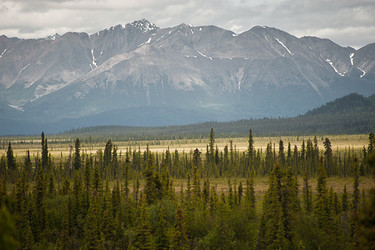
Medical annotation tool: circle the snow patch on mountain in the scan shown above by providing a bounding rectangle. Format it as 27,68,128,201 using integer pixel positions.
8,104,24,112
326,59,344,76
91,49,97,68
25,80,37,89
358,67,366,78
0,49,7,58
275,38,294,55
196,50,212,60
350,53,354,66
18,63,30,75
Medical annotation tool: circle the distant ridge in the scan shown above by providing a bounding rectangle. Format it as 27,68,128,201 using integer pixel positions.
60,93,375,139
306,93,375,115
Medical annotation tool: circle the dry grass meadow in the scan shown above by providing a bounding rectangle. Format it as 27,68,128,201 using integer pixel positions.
2,134,369,159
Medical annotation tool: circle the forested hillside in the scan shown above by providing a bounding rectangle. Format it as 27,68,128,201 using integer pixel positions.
63,93,375,140
0,131,374,249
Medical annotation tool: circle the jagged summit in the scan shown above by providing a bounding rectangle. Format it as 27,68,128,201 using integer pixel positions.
124,19,159,32
45,33,60,40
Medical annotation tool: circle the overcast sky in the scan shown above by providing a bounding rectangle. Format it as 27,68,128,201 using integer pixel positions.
1,0,374,48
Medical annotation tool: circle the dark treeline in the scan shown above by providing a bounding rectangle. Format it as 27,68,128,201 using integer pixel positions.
0,130,375,249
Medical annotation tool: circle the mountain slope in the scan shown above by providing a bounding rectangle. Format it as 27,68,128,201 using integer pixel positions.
306,93,375,115
1,20,375,135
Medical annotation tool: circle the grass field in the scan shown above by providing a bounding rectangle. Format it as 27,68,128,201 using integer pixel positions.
1,134,369,159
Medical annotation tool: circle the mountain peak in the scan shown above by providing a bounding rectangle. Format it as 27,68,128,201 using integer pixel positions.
45,33,60,41
124,19,159,32
250,25,271,31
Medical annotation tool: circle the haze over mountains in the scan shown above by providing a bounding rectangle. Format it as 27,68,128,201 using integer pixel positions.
63,93,375,139
1,19,375,135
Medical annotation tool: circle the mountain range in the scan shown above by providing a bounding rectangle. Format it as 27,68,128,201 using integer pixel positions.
1,19,375,135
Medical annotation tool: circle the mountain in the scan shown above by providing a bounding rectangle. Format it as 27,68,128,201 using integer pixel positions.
61,93,375,139
1,19,375,135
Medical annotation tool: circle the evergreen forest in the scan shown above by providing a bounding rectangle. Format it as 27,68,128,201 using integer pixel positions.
1,130,375,249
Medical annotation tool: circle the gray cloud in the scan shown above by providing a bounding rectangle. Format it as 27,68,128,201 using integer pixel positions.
0,0,374,48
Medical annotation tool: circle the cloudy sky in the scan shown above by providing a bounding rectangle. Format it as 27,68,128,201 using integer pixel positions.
1,0,374,48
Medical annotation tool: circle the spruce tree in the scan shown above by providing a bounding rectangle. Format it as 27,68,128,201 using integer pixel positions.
41,132,49,171
352,158,360,212
84,195,104,249
279,140,285,167
357,143,375,248
287,142,292,168
238,181,243,205
282,167,299,243
0,205,17,250
248,129,254,170
302,173,312,214
7,142,16,172
144,152,157,205
133,199,154,249
300,140,306,161
155,206,170,250
59,209,71,249
14,175,31,249
84,157,91,194
92,165,101,195
112,145,119,179
368,132,374,154
0,156,7,185
24,150,32,179
33,165,46,242
73,138,81,171
323,138,333,176
15,175,27,215
111,181,121,218
259,164,288,249
315,157,332,231
209,128,215,165
350,158,361,248
342,185,348,214
245,174,256,211
123,163,129,200
171,206,188,250
102,208,116,248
